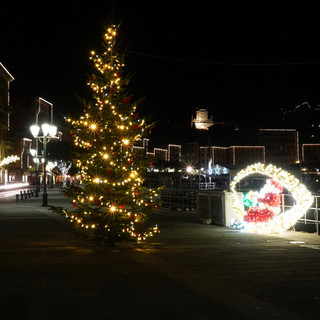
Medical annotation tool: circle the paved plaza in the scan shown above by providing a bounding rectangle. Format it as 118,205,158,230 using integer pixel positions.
0,189,319,319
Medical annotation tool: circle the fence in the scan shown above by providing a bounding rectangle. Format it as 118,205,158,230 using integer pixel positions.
161,189,197,211
161,188,320,235
282,193,320,235
199,182,216,190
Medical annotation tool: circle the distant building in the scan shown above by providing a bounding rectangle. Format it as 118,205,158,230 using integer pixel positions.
10,97,53,139
167,144,181,162
258,129,299,166
146,148,166,160
191,108,214,130
10,97,54,183
0,62,14,183
199,145,265,168
199,146,227,168
283,102,320,143
133,139,181,163
302,144,320,165
227,146,265,166
182,142,200,165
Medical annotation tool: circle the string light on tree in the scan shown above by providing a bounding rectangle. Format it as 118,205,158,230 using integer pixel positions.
230,163,314,234
62,24,161,245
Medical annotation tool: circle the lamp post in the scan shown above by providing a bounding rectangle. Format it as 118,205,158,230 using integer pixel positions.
30,123,59,206
30,148,39,197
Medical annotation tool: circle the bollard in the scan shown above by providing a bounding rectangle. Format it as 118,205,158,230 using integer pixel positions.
16,194,19,202
31,190,34,197
20,191,24,200
27,190,31,198
24,190,27,199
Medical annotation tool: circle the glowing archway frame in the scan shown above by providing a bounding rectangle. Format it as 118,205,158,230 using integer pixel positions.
230,163,314,234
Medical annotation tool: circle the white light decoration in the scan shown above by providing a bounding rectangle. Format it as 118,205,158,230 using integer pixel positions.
230,163,314,234
41,123,50,136
48,125,57,137
0,155,20,167
30,124,40,138
30,148,37,157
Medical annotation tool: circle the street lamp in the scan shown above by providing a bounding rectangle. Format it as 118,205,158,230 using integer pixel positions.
30,148,39,197
186,165,194,189
30,123,59,206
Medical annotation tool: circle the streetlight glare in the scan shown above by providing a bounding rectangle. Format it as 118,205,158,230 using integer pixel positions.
30,123,58,138
29,122,60,206
186,166,193,173
41,123,50,136
29,148,37,157
30,124,40,137
48,125,57,137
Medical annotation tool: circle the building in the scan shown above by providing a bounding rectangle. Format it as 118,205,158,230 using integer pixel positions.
0,62,15,183
182,142,200,165
191,108,214,130
153,148,168,161
258,129,299,166
301,144,320,165
227,146,265,166
10,96,53,139
199,145,264,168
283,102,320,143
133,139,181,163
10,97,55,183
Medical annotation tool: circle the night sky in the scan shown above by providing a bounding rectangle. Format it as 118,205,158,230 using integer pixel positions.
1,2,320,144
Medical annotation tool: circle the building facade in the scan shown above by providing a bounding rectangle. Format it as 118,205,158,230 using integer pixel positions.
227,146,265,166
199,145,265,168
258,129,299,166
0,62,15,183
302,144,320,165
10,96,55,183
191,108,214,130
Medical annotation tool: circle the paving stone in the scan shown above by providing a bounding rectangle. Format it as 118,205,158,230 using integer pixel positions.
0,189,319,319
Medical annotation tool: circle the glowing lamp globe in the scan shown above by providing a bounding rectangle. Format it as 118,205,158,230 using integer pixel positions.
30,124,40,137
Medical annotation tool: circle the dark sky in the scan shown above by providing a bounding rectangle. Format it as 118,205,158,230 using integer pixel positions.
1,1,320,142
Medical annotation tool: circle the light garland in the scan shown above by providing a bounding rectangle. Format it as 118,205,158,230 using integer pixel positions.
230,163,314,234
61,24,161,244
0,155,20,167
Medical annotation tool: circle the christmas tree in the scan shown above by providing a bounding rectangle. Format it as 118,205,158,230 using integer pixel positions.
64,24,160,245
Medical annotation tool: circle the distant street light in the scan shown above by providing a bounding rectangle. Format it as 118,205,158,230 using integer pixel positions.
186,166,193,174
186,165,194,189
30,123,60,206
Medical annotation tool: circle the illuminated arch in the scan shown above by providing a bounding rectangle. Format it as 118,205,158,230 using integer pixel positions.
230,163,314,234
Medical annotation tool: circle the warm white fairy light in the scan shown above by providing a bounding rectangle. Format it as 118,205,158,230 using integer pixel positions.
61,24,162,244
0,155,20,167
230,163,314,234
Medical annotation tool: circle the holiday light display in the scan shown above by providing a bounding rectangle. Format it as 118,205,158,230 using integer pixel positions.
0,155,19,167
62,24,161,244
243,178,283,223
230,163,314,234
58,161,72,188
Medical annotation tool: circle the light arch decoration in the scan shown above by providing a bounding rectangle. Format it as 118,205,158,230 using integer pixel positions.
230,163,314,234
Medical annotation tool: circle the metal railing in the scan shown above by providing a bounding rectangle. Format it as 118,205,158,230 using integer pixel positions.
161,189,197,211
281,193,320,235
199,182,216,190
160,189,320,235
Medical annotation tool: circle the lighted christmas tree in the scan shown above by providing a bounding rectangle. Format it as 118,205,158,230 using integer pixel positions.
64,24,160,245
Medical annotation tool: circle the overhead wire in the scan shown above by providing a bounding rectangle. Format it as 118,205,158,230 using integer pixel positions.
127,50,320,67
